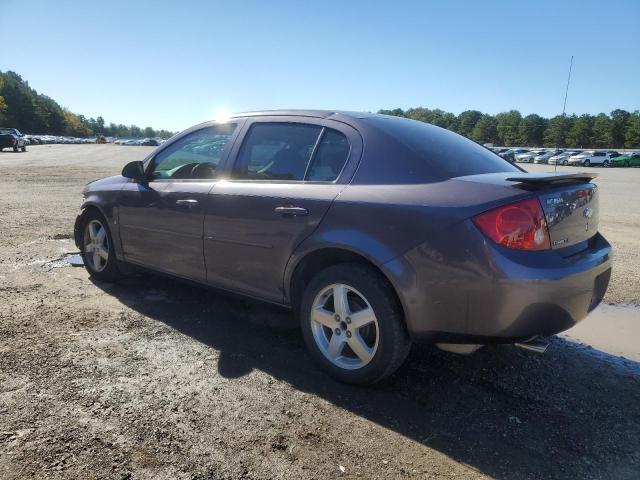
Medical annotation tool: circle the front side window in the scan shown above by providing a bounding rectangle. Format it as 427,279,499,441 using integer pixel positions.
151,123,237,180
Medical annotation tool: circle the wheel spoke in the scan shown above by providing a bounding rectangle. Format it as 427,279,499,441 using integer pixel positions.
89,223,99,241
333,285,350,318
312,307,336,328
97,246,109,260
95,227,106,243
327,333,345,359
349,307,375,329
348,333,373,363
92,251,101,268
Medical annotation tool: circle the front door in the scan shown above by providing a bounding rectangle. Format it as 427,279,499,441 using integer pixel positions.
204,120,355,302
118,122,241,281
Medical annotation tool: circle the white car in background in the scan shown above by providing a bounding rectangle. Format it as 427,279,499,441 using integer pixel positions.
515,149,545,163
548,150,581,166
568,150,610,167
533,149,563,164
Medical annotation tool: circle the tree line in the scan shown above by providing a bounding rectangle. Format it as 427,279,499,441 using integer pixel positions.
379,107,640,148
0,71,174,138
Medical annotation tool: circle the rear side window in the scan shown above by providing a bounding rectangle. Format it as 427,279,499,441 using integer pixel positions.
306,129,350,181
364,116,519,182
232,123,349,182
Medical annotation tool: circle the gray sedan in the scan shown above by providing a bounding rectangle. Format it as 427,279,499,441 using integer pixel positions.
74,110,612,384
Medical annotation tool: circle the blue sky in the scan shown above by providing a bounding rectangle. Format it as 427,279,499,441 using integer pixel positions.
1,0,638,131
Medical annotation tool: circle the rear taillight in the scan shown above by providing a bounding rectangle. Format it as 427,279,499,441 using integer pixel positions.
473,198,550,251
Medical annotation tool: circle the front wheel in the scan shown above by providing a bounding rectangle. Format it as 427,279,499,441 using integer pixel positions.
79,210,120,282
583,160,590,167
13,145,18,152
562,160,568,166
300,263,411,385
603,160,609,167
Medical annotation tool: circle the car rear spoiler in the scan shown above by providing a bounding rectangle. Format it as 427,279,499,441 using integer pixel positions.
505,172,598,185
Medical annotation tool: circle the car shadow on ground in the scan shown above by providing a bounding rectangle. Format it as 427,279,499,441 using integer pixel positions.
92,273,640,480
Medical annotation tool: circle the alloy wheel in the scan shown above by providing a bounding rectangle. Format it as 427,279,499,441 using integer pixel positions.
310,283,379,370
83,219,109,272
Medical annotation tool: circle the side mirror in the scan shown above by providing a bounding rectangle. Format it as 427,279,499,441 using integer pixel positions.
122,161,146,182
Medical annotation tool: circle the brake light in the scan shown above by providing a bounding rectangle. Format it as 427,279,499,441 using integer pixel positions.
473,198,550,251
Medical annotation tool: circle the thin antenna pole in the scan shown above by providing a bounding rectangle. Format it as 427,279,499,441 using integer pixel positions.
562,55,573,117
555,55,573,173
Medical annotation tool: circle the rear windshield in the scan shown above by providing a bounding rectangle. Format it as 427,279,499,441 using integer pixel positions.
364,116,519,182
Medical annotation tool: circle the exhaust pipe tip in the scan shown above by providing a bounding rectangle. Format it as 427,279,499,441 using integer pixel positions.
515,338,549,354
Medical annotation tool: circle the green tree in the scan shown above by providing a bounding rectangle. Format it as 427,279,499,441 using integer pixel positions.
519,114,546,147
544,115,572,147
610,109,630,148
471,114,498,144
625,111,640,148
591,113,612,148
566,114,593,148
495,110,522,146
456,110,483,138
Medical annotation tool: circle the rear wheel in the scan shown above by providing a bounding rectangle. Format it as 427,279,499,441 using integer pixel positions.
583,160,590,167
79,210,120,282
562,160,568,166
603,160,609,167
300,263,411,385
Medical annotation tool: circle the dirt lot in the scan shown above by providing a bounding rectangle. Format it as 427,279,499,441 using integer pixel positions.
1,145,639,479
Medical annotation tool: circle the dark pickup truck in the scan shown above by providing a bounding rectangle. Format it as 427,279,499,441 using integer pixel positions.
0,128,27,152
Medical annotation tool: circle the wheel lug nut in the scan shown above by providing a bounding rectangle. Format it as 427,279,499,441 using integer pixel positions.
334,328,341,335
346,331,352,338
335,315,340,322
346,317,351,324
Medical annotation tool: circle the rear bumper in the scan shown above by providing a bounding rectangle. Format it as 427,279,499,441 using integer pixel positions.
381,222,612,344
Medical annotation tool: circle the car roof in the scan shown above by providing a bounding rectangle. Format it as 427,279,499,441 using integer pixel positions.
230,109,377,120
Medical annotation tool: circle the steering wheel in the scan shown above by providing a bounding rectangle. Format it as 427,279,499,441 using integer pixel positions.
190,162,216,179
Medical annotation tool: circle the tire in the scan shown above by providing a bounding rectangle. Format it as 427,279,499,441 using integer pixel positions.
603,160,609,168
78,209,120,282
300,263,411,385
562,160,568,166
625,161,630,168
583,160,590,167
21,145,26,152
13,144,18,152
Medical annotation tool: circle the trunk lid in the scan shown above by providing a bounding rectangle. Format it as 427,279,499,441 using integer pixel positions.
504,172,599,250
458,172,599,250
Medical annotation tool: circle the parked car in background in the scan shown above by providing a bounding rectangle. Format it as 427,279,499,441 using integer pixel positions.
74,110,611,385
515,149,543,163
533,149,563,164
141,138,160,146
493,148,515,162
509,148,529,162
568,150,610,167
610,152,640,167
548,150,581,166
0,128,27,152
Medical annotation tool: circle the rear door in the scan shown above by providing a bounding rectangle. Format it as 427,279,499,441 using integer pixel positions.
118,122,241,281
204,117,362,303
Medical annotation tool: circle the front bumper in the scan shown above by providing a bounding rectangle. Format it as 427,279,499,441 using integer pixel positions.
382,222,612,344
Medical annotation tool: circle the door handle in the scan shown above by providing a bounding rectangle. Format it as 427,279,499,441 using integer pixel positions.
176,199,199,207
275,206,308,216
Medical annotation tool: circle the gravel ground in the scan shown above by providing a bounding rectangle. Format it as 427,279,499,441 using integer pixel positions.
1,145,639,479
